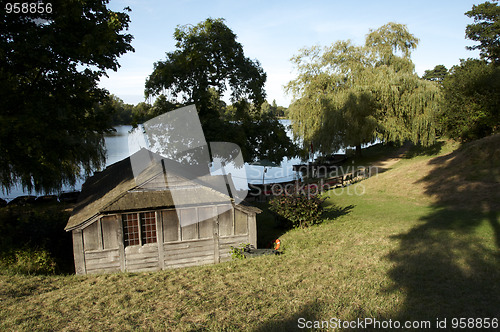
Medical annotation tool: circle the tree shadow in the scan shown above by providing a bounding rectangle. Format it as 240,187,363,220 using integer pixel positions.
385,208,500,321
382,138,500,323
254,203,290,248
254,300,325,331
403,141,445,159
255,202,354,249
322,204,355,220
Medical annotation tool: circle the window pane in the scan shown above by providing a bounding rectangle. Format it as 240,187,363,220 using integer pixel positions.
140,211,157,244
180,209,198,240
198,207,214,239
234,209,248,235
218,206,233,237
101,216,119,249
83,222,99,251
123,213,139,247
163,210,179,242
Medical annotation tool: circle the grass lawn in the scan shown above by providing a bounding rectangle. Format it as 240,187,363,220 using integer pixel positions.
0,136,499,331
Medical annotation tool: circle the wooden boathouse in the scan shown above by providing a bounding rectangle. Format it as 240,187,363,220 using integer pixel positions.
65,149,259,274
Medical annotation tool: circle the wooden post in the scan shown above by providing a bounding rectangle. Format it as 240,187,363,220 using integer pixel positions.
72,230,86,275
97,218,103,250
214,208,220,263
116,214,126,272
248,213,257,248
156,211,164,270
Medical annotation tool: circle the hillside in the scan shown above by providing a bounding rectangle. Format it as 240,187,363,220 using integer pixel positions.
0,137,499,331
364,134,500,211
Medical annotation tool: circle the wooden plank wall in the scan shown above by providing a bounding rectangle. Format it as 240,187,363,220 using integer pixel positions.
72,230,86,275
85,249,121,274
124,244,160,272
81,215,123,274
76,204,257,274
163,239,215,269
219,235,250,262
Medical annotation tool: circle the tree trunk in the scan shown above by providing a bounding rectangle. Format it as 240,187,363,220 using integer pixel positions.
355,143,362,157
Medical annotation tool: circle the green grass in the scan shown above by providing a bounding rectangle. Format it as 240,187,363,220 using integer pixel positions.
1,137,499,331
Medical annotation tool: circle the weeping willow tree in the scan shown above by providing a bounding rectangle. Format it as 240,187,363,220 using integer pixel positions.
285,22,441,156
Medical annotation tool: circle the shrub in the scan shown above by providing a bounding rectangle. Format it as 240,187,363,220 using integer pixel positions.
269,193,325,228
1,248,56,275
230,243,251,260
0,203,73,273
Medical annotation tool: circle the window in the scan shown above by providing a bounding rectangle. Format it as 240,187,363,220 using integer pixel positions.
122,212,157,247
83,222,99,251
101,216,119,249
234,209,248,235
140,212,157,244
162,210,179,242
180,209,198,241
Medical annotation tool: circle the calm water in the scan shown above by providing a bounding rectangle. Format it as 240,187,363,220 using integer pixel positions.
1,121,302,201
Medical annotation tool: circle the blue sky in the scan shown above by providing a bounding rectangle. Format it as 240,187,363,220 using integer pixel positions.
100,0,482,107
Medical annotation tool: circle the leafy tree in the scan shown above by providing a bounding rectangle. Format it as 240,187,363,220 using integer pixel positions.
97,94,134,125
0,0,134,193
441,59,500,141
145,18,266,125
131,102,152,125
439,1,500,142
466,0,500,64
422,65,449,84
286,23,440,156
145,18,296,162
260,99,286,117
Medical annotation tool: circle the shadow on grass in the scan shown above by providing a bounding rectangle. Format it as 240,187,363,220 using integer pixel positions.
403,141,445,159
255,202,354,249
384,208,500,322
379,137,500,323
254,202,290,248
254,300,325,332
322,204,355,220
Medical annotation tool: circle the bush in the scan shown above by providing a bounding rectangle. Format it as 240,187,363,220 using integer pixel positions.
0,203,73,273
1,248,56,275
269,193,325,228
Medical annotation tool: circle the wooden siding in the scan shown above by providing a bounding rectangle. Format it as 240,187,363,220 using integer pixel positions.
219,235,250,262
74,204,257,274
101,215,119,249
82,222,99,251
72,230,86,275
164,238,215,269
124,244,160,272
85,249,121,274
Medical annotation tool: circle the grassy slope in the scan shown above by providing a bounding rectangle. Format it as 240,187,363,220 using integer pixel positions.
1,137,499,331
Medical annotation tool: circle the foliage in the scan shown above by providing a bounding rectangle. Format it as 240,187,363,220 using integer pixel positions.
0,203,73,273
465,0,500,64
261,100,287,118
145,18,265,122
96,94,134,125
441,59,500,141
229,243,250,260
269,193,325,228
286,23,441,157
0,0,134,194
1,248,56,275
422,65,449,84
144,18,297,163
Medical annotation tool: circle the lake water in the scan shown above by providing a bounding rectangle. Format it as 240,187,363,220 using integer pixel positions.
1,120,304,201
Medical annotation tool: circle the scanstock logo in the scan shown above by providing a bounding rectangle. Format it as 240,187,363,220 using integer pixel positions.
127,104,247,227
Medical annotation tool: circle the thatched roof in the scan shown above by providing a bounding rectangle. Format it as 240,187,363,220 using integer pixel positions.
65,149,237,231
